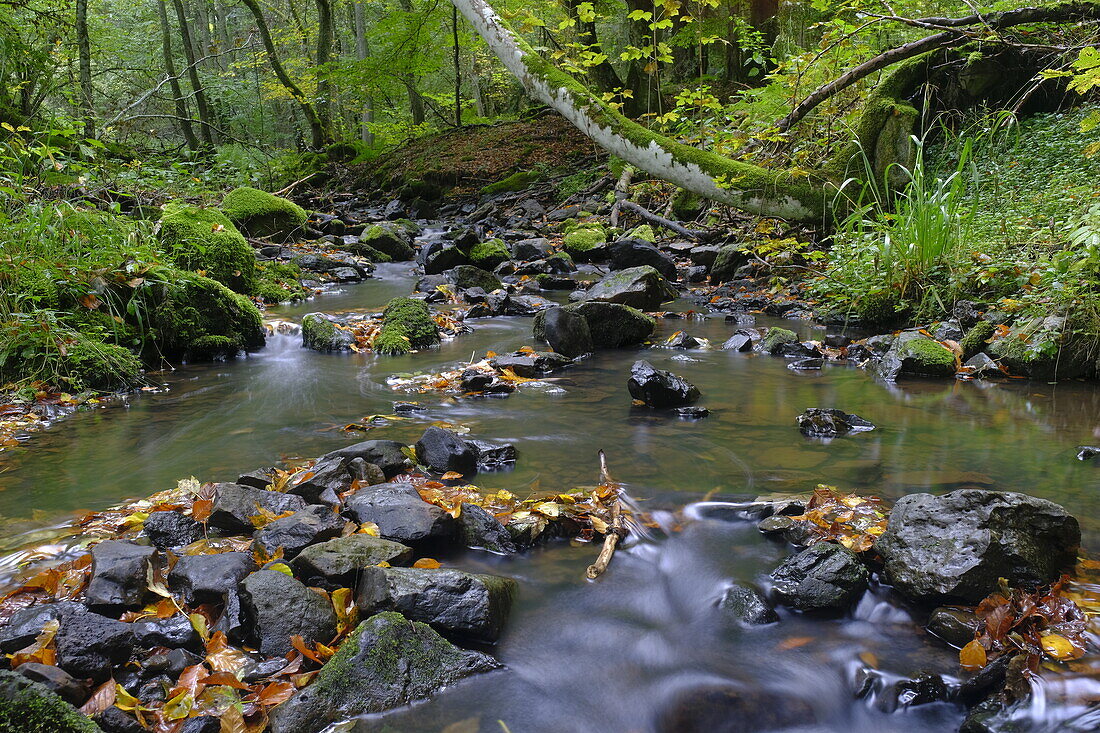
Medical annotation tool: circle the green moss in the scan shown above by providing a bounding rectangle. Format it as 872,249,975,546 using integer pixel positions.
146,266,265,360
562,227,606,257
0,670,102,732
255,261,307,303
856,289,905,328
220,186,307,238
479,170,541,195
0,319,143,392
358,225,414,261
899,336,956,377
761,327,798,354
626,224,656,242
670,188,704,220
374,297,439,355
961,320,994,359
302,313,352,352
468,238,510,270
158,203,258,295
546,251,574,268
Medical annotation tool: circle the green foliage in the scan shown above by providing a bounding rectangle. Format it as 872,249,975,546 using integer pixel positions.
158,204,258,295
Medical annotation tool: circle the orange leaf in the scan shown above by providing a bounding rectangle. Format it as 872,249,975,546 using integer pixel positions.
191,499,213,523
203,671,252,690
291,635,322,664
412,558,441,569
960,639,987,670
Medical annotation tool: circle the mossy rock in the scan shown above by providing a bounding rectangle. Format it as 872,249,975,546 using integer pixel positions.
145,266,265,360
374,298,440,355
0,670,102,732
255,261,308,304
987,316,1095,380
534,301,654,348
302,314,354,352
158,203,258,295
468,239,511,270
0,323,143,392
856,289,906,328
760,327,798,354
897,334,956,377
357,225,414,262
709,244,748,283
626,224,656,243
220,186,308,239
448,265,502,292
479,170,541,196
562,227,608,262
961,320,995,360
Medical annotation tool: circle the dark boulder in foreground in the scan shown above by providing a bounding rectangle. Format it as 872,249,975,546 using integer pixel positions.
143,510,202,549
318,439,412,479
628,360,700,408
0,670,102,732
536,306,593,357
268,612,499,733
771,542,869,612
239,569,338,657
56,609,135,683
797,408,875,437
252,504,345,559
86,541,156,609
875,489,1080,604
168,552,255,604
535,301,654,349
654,683,816,733
585,265,677,310
207,483,307,533
356,567,517,642
456,504,517,554
415,425,478,476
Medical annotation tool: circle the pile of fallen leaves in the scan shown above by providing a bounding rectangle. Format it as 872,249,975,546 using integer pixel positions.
959,577,1094,672
787,485,889,552
388,348,540,396
0,386,103,453
337,310,468,353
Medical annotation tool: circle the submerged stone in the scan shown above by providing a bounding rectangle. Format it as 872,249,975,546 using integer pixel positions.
797,408,875,437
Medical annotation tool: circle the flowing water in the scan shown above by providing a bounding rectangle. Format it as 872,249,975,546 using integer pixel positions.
1,228,1099,731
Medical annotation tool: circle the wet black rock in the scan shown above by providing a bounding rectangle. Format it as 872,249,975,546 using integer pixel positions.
755,515,814,546
491,351,572,377
468,440,517,471
56,609,135,682
424,245,468,274
676,406,710,419
796,408,876,437
708,244,749,284
927,607,981,647
689,245,720,268
318,439,412,479
132,614,200,650
14,663,88,706
585,265,677,310
608,238,677,280
286,456,359,504
459,369,514,395
268,612,499,733
0,602,81,653
94,707,145,733
664,331,703,349
721,333,753,352
770,542,869,612
456,504,517,554
895,673,948,707
876,489,1080,604
179,717,221,733
356,567,517,642
535,306,593,357
511,237,553,260
0,669,101,731
143,511,201,549
142,648,201,679
291,535,414,589
86,541,157,609
719,584,778,625
1076,445,1100,461
168,552,256,604
934,320,965,342
208,483,307,533
541,301,655,348
962,352,1001,379
448,264,503,292
415,425,478,475
253,504,346,559
628,360,700,408
239,569,338,657
343,483,455,545
957,654,1013,706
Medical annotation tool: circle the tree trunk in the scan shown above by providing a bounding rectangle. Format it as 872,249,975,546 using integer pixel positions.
240,0,328,148
353,0,374,145
315,0,334,135
156,0,201,151
449,0,829,221
76,0,94,138
172,0,217,146
397,0,426,125
452,4,462,127
561,0,623,95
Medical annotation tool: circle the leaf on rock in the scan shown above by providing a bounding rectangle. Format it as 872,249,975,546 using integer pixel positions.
960,639,987,670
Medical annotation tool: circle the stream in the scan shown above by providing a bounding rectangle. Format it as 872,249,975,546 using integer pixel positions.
1,227,1099,731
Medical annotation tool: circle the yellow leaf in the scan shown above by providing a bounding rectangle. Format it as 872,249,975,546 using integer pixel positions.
268,562,293,576
1040,633,1079,661
413,558,441,569
189,613,210,643
358,521,381,537
960,639,987,670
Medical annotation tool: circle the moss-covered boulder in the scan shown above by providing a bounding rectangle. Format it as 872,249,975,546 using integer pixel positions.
585,265,677,311
374,297,440,356
0,326,143,392
760,327,798,355
988,316,1095,380
302,314,355,352
479,169,541,196
158,204,257,295
146,267,265,360
535,301,654,348
562,225,608,263
448,265,502,292
357,225,414,262
961,320,995,360
220,186,308,239
626,224,656,243
268,612,499,733
468,238,511,270
895,333,956,377
0,670,102,732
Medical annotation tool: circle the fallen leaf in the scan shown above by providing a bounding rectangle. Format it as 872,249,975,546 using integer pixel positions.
413,558,441,569
960,639,987,670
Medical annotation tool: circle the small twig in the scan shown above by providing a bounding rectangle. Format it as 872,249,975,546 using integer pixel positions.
586,451,626,580
273,172,319,197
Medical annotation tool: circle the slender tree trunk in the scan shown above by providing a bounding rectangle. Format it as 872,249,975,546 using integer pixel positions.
449,0,829,221
240,0,328,148
396,0,426,125
452,4,462,127
353,0,374,145
156,0,201,151
562,0,622,94
172,0,216,146
314,0,334,135
76,0,94,138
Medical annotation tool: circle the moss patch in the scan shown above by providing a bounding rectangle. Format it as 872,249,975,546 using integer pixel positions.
358,225,414,262
0,670,102,732
468,239,510,270
479,170,542,195
626,224,656,242
761,327,798,354
374,298,440,355
898,336,956,377
562,227,606,259
158,203,258,295
220,186,307,238
961,320,995,359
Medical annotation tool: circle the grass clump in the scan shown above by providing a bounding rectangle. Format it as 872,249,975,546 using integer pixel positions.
479,169,541,195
